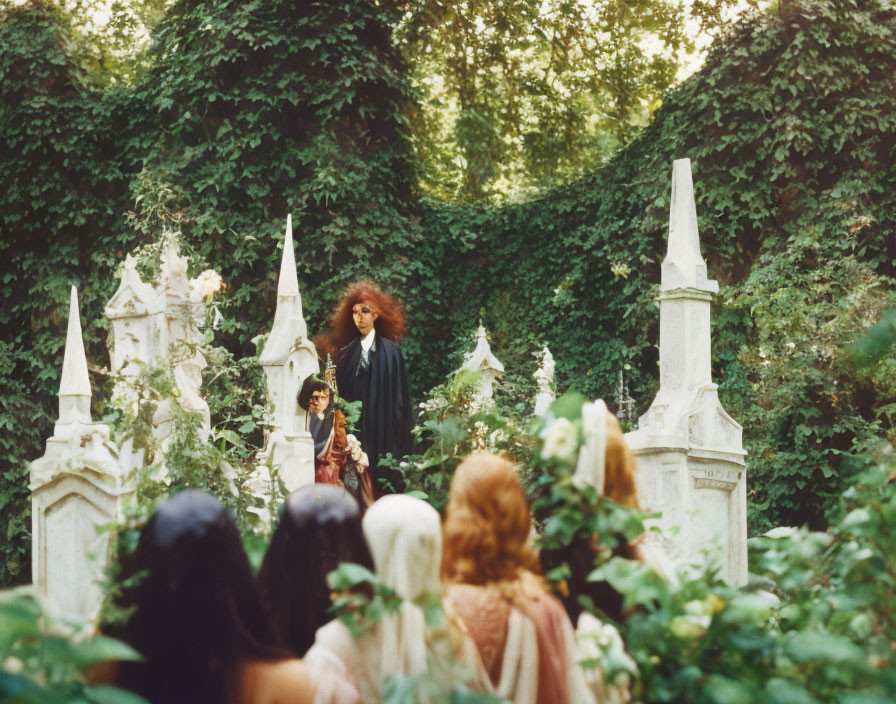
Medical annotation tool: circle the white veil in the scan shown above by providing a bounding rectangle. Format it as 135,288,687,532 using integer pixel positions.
573,399,608,494
310,494,480,703
362,494,443,681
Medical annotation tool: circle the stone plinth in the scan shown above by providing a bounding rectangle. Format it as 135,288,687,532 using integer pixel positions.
31,287,135,622
625,159,748,584
256,216,317,492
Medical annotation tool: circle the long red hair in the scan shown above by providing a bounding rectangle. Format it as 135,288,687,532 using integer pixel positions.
604,413,639,509
441,453,541,585
316,280,406,355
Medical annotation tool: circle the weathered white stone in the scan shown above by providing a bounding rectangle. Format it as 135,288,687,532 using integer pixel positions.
105,255,158,379
533,346,555,416
626,159,748,584
462,325,505,401
256,216,317,492
31,287,135,623
157,236,211,443
106,236,213,449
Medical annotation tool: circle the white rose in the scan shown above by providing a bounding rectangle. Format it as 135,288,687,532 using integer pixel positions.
540,417,579,463
191,269,224,299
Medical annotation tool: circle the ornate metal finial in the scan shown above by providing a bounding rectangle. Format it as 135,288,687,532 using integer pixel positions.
324,353,338,396
615,369,636,426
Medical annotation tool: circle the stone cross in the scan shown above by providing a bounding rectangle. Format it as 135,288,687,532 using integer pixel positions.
462,324,505,401
625,159,748,584
31,287,136,623
533,346,555,416
256,215,317,492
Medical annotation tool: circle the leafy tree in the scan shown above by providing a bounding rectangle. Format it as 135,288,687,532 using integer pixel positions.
393,0,742,200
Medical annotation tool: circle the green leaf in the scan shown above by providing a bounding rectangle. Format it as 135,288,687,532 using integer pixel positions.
784,632,867,666
763,678,821,704
703,674,754,704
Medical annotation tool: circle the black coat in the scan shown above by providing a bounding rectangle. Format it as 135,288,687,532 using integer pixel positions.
335,334,412,493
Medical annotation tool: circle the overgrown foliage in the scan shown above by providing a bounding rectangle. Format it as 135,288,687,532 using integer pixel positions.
396,368,533,507
0,0,420,585
2,0,896,586
0,587,147,703
522,391,896,703
416,0,896,531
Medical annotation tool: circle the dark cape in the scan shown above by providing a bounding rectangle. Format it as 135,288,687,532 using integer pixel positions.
335,334,412,493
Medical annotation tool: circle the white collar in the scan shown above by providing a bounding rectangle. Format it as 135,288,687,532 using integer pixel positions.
361,329,376,352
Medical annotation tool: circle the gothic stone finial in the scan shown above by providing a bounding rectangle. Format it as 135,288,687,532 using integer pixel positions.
278,214,300,299
661,159,718,294
58,285,91,423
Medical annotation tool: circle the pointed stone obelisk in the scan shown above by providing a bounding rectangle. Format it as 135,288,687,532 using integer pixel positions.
256,215,318,492
626,159,747,584
58,286,92,426
461,324,505,401
31,287,135,622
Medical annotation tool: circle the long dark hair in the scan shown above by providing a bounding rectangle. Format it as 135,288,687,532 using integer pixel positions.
112,490,287,703
257,484,374,656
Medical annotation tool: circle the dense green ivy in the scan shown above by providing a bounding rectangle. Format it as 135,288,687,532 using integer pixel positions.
415,0,896,533
2,0,895,587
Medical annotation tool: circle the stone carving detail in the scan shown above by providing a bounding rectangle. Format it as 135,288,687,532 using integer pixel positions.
106,235,215,450
693,477,737,492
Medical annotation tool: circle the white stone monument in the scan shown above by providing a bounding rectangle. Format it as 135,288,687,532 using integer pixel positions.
533,345,555,416
625,159,748,584
31,287,136,623
106,236,214,449
462,324,505,401
256,215,317,491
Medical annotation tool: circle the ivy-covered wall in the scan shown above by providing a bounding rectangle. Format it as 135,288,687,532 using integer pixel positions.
413,0,896,535
1,0,895,585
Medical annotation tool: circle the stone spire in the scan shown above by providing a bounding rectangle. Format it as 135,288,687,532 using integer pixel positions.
58,285,92,424
32,286,136,623
661,158,719,294
625,158,747,585
278,214,300,301
259,215,309,366
256,215,318,492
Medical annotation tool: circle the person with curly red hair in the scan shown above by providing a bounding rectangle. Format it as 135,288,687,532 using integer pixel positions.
317,280,412,495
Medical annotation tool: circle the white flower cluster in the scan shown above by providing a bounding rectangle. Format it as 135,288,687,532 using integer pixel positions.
191,269,224,299
539,416,579,464
419,396,448,413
